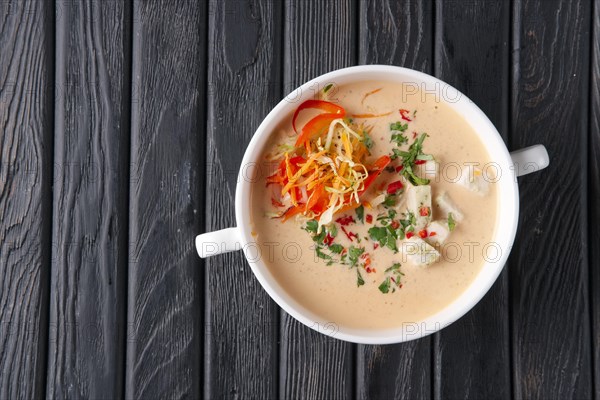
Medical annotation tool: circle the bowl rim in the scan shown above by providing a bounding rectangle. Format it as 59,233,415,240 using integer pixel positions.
235,65,519,344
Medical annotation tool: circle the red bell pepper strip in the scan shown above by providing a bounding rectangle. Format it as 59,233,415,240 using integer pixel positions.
359,155,391,196
305,184,324,213
281,205,304,222
292,100,345,133
399,109,412,122
387,180,404,195
295,112,341,147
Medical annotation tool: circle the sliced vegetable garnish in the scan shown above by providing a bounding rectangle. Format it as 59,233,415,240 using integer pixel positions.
352,111,393,119
292,100,345,133
448,212,456,231
268,100,393,228
399,109,412,121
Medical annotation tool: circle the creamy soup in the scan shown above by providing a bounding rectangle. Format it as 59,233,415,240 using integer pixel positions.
250,81,498,330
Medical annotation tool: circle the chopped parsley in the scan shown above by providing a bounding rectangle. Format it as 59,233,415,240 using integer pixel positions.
356,205,365,223
390,121,409,146
329,243,344,254
305,220,318,233
368,226,398,252
448,213,456,232
382,195,396,207
362,131,374,150
391,133,433,186
378,277,391,294
390,121,409,132
356,270,365,287
347,246,365,267
379,263,404,294
323,83,334,93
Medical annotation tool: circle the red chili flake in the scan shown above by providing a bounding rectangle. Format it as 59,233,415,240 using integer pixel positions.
429,231,437,237
373,243,379,250
323,233,334,246
418,229,428,239
419,206,430,217
271,197,284,208
406,231,415,239
390,220,400,229
414,159,426,165
387,180,404,195
399,109,412,122
395,165,404,172
335,215,355,226
366,267,372,273
412,131,418,139
341,226,357,242
366,214,373,224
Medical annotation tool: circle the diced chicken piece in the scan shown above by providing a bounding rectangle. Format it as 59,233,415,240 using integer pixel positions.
402,237,440,267
415,160,439,180
406,184,432,229
458,165,489,195
425,220,450,246
435,192,464,222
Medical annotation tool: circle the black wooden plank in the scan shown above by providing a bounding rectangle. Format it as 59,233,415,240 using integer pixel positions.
590,0,600,397
433,1,511,399
511,0,592,398
126,0,205,397
204,0,281,398
280,1,356,399
0,1,53,398
46,1,130,398
356,1,433,399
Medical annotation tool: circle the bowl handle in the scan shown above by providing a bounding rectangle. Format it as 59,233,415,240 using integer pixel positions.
195,227,241,258
510,144,550,177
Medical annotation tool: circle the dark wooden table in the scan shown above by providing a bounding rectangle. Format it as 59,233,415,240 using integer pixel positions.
0,0,598,399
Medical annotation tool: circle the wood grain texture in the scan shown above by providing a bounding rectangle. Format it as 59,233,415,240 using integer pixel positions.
46,1,130,398
357,1,433,399
204,0,281,398
511,0,592,398
433,1,511,399
590,0,600,397
280,1,356,399
126,0,205,398
0,1,53,399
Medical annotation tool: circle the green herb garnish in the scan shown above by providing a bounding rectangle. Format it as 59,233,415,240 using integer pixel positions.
348,246,365,267
305,220,318,233
362,131,374,150
379,263,404,294
368,226,398,252
378,277,391,294
390,121,408,132
356,205,365,223
383,195,396,207
391,133,434,186
357,270,365,287
448,213,456,232
329,244,344,254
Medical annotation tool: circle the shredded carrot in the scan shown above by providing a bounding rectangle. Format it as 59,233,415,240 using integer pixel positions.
266,99,390,226
361,88,383,105
351,111,393,119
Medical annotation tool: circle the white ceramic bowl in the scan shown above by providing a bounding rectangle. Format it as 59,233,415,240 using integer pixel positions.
196,65,549,344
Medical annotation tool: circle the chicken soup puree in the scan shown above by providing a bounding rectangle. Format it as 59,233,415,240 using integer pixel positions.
250,81,498,330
